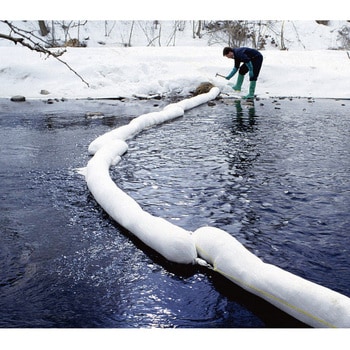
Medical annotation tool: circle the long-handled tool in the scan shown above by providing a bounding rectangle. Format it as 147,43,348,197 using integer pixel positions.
215,73,226,78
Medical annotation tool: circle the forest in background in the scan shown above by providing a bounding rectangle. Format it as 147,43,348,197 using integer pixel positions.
1,20,350,52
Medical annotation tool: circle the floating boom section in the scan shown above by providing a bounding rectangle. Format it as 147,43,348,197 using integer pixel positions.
86,141,197,264
193,226,350,328
86,87,220,264
84,87,350,327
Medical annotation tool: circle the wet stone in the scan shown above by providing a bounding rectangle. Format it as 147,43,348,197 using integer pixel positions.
10,95,26,102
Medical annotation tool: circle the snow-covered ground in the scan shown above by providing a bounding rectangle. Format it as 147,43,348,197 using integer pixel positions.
0,20,350,100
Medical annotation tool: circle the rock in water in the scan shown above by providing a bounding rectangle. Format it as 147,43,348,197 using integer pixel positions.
193,82,215,96
10,95,26,102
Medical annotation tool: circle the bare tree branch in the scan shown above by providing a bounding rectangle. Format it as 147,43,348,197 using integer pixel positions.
0,33,24,44
0,21,89,87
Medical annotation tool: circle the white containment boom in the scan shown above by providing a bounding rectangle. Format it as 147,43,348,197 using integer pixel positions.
193,226,350,328
86,139,197,265
84,87,350,327
86,88,221,264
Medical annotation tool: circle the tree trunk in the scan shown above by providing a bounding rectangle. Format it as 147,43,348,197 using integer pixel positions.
38,21,49,36
196,20,202,38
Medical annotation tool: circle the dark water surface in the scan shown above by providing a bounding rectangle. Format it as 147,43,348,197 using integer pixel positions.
0,96,349,328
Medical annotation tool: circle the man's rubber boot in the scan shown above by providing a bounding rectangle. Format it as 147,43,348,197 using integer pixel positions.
232,74,244,91
243,80,256,99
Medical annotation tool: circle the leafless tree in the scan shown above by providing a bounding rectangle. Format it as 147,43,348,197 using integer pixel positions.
137,20,162,46
206,21,251,47
192,20,203,39
137,21,186,47
0,21,89,86
53,20,87,46
38,20,49,37
104,20,116,37
338,24,350,49
166,21,184,46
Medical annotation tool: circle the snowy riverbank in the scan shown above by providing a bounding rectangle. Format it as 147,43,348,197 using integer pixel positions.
1,46,349,100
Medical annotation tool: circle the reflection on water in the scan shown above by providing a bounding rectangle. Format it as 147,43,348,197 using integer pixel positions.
0,97,349,328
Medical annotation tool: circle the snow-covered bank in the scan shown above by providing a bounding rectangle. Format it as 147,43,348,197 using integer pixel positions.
1,46,349,100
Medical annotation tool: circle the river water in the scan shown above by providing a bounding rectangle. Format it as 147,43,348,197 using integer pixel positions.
0,96,349,328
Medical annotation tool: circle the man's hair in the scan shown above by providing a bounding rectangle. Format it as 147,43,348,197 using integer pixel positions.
223,47,233,56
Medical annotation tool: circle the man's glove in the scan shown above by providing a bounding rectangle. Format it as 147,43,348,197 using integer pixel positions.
225,67,238,80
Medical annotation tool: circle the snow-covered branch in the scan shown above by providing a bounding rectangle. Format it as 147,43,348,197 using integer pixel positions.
0,21,89,87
